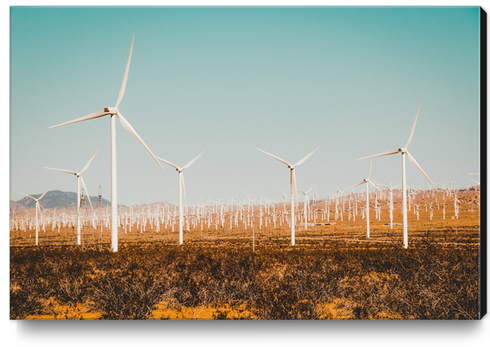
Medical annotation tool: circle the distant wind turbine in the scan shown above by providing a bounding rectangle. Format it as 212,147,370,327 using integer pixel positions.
257,143,323,246
19,189,49,246
156,148,209,245
45,148,99,245
49,35,164,253
357,101,436,248
377,182,400,229
344,157,382,238
298,185,315,231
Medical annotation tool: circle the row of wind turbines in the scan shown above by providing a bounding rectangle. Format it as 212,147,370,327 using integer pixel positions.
14,182,477,250
22,35,476,252
257,101,440,249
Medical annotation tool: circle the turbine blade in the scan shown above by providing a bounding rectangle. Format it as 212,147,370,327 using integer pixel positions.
116,34,134,109
369,181,387,198
117,112,165,171
39,189,50,200
294,143,324,167
183,147,209,170
80,147,100,174
80,176,93,209
257,148,291,167
344,181,365,192
45,167,77,175
49,110,108,129
155,156,179,170
19,192,36,201
405,100,421,148
368,180,382,192
306,184,315,193
357,149,399,161
468,178,480,185
406,151,436,190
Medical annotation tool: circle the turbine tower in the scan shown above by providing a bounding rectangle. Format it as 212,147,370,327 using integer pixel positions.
358,101,436,248
49,35,164,252
80,188,86,208
98,185,102,207
156,148,209,245
45,148,99,245
257,143,323,246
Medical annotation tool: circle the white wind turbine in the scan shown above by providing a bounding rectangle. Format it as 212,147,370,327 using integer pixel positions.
298,185,315,231
18,189,50,246
257,143,323,246
357,101,436,248
377,182,400,229
45,148,100,246
156,148,209,245
344,157,382,238
49,35,164,252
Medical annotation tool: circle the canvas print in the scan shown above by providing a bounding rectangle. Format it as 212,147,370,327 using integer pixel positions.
10,6,483,320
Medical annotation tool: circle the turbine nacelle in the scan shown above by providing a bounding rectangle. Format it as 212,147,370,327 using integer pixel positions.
398,147,407,153
104,107,119,114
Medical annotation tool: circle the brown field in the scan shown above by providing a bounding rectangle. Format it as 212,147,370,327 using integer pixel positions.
10,189,481,320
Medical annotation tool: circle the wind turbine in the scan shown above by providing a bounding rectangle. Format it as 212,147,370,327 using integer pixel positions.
156,148,209,245
298,185,315,231
18,189,49,246
344,157,382,238
357,101,436,248
377,182,400,229
49,35,164,252
257,143,323,246
45,148,99,246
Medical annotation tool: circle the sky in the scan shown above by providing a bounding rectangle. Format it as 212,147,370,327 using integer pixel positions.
9,6,481,206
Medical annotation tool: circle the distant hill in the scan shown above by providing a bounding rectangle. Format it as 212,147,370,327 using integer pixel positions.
10,201,26,212
12,190,114,210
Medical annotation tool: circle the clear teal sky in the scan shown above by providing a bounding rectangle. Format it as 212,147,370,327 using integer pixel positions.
10,6,480,205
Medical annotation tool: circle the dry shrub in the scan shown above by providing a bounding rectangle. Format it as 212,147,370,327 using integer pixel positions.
10,233,480,320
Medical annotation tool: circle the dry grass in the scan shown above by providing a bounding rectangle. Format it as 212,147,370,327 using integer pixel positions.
10,190,481,320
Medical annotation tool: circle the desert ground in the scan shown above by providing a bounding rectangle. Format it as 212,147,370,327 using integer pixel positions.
10,188,481,319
